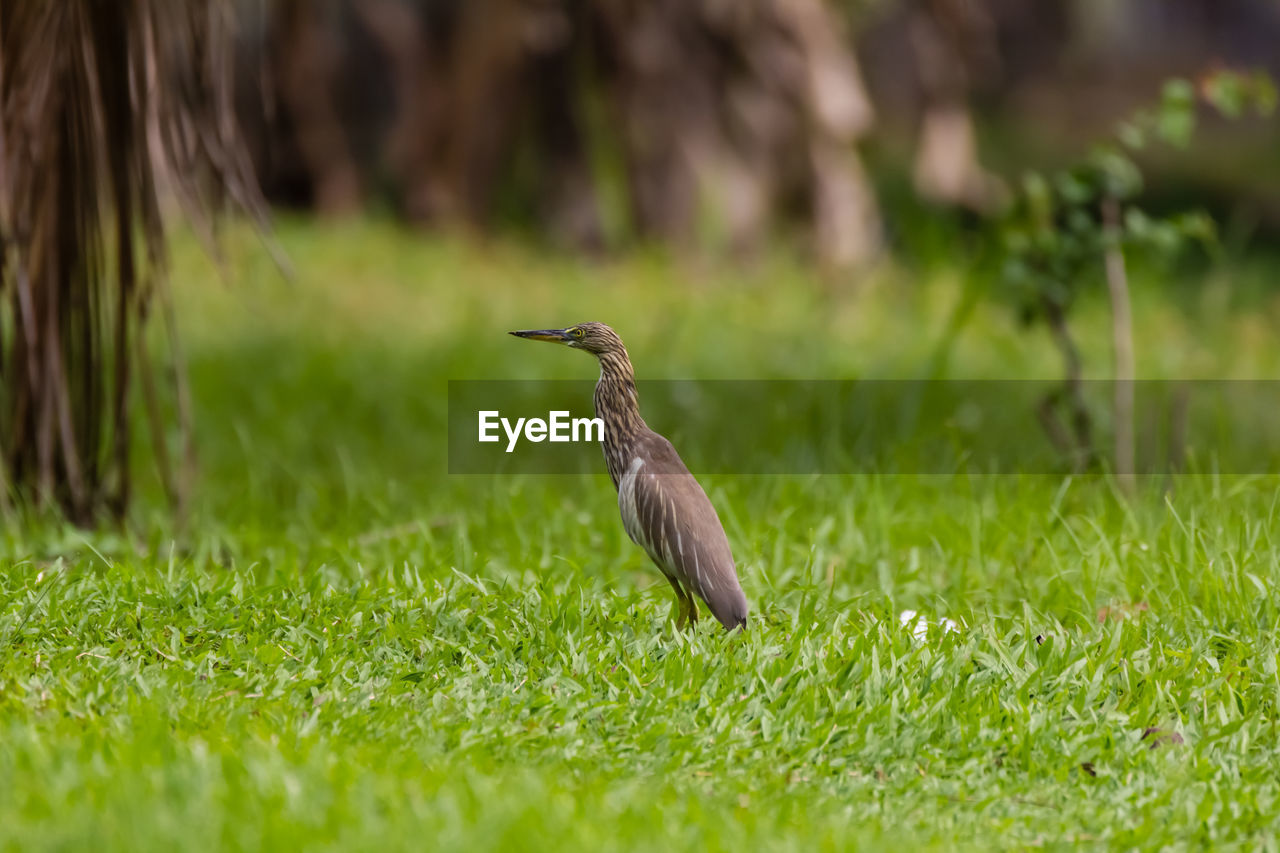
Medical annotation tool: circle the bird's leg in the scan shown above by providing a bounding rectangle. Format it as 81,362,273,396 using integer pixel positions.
670,594,687,630
675,586,698,632
664,574,687,629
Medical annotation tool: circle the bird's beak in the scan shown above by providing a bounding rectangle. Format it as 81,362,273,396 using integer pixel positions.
509,328,571,344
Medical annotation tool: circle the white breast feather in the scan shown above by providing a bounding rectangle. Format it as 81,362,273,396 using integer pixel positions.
618,456,647,550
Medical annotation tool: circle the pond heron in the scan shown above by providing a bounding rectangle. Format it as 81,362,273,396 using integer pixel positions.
510,323,749,631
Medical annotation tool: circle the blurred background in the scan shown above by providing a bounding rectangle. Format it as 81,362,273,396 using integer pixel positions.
237,0,1280,261
8,6,1280,845
2,0,1280,527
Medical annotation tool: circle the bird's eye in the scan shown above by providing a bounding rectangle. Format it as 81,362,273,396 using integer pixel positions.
572,328,585,339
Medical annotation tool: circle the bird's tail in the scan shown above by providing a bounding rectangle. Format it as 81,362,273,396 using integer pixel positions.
702,583,748,631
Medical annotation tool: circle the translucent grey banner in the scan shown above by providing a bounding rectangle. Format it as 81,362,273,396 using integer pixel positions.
448,380,1280,475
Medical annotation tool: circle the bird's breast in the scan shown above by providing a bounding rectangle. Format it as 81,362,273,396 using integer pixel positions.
616,455,651,554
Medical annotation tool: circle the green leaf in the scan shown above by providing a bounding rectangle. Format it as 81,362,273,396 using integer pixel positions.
1203,71,1247,118
1116,121,1146,150
1253,72,1278,116
1157,79,1197,147
1090,149,1142,200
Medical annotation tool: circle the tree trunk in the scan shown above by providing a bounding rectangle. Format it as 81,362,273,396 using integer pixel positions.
909,0,1006,212
0,0,263,524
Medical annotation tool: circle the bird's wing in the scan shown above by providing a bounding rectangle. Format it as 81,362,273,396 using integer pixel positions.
624,432,748,629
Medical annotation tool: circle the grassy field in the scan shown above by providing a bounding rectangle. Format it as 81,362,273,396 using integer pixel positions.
4,220,1280,850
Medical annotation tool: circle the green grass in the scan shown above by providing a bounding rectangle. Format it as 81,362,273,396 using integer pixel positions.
4,219,1280,850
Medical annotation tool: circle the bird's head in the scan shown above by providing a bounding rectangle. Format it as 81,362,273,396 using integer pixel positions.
509,322,625,357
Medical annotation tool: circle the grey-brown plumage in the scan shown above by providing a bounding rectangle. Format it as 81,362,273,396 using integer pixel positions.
510,323,749,630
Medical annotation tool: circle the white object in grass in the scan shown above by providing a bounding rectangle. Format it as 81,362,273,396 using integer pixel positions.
899,609,960,641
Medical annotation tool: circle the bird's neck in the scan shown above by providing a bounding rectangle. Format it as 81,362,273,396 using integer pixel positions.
594,349,645,450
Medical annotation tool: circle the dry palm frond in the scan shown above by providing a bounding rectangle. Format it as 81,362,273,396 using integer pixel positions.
0,0,266,525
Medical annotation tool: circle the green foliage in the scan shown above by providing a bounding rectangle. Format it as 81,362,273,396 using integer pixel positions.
1001,70,1274,322
1199,70,1278,121
4,223,1280,849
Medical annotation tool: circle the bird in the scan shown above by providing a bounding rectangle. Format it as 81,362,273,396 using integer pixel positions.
510,322,749,631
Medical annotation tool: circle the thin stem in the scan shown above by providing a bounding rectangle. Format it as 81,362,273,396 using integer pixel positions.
1103,197,1135,495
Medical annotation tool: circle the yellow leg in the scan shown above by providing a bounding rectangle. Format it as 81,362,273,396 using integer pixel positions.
662,575,699,632
664,575,687,629
675,587,698,631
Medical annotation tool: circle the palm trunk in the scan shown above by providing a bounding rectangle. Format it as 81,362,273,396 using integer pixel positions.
0,0,263,524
